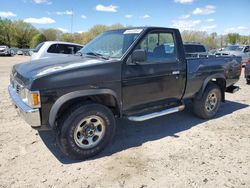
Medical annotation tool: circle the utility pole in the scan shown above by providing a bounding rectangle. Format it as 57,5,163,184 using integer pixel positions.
70,8,73,35
220,35,223,49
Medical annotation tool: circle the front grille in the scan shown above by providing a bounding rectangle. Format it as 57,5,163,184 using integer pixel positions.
16,84,21,94
0,50,5,52
11,78,23,96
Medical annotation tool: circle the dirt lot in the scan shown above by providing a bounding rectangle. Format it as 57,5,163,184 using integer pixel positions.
0,56,249,188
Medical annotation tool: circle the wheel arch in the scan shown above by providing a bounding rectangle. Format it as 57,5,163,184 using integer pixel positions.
197,73,226,102
49,89,121,128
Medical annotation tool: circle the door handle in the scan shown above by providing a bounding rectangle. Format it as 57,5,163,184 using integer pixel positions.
172,71,180,75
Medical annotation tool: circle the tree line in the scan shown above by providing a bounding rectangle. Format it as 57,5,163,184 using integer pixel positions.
0,17,249,50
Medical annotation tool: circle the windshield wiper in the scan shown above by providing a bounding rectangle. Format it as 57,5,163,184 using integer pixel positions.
85,52,109,60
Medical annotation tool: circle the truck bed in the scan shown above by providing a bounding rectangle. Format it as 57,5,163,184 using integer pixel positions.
183,56,242,99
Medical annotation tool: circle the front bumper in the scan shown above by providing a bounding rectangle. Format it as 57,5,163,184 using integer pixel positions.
8,85,41,127
0,51,8,55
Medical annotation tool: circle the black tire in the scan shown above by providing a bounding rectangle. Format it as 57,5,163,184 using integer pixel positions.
193,83,222,119
56,103,116,160
246,78,250,84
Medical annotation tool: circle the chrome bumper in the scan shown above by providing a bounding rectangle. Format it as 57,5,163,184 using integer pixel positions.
8,85,41,127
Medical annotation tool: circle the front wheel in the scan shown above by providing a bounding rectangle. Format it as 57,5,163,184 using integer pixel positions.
56,103,116,160
193,83,222,119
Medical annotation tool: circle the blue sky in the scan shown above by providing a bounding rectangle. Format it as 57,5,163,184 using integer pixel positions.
0,0,250,35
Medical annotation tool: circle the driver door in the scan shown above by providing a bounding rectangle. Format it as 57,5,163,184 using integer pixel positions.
122,30,185,112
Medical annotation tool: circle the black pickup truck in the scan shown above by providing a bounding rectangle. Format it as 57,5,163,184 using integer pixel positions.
9,27,242,159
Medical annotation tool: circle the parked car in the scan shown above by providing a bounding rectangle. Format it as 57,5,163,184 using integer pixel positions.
9,47,19,55
0,45,14,56
17,50,23,55
215,45,250,66
31,41,83,60
245,58,250,84
183,42,209,58
9,27,242,160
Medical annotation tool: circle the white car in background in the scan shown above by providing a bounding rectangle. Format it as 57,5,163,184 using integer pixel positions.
0,45,14,56
31,41,83,60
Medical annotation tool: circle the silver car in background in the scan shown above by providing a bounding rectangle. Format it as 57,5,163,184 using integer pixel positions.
215,45,250,66
31,41,83,60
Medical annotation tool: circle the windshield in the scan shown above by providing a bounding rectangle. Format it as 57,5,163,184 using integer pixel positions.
33,42,44,53
80,29,143,59
224,45,241,51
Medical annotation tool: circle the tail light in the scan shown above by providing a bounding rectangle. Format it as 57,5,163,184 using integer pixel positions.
246,60,250,65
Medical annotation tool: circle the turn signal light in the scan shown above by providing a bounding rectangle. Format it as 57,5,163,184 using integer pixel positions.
31,93,40,106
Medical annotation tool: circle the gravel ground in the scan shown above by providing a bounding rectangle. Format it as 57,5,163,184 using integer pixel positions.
0,56,249,188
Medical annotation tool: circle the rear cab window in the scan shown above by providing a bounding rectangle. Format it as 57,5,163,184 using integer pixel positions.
184,44,206,53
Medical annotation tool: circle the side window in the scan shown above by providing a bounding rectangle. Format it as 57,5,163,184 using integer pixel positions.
136,31,176,63
47,44,58,53
57,44,74,54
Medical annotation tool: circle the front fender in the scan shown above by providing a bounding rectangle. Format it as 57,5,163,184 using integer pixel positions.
48,89,121,127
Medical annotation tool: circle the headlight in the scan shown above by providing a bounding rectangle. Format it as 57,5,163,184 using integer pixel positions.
21,88,41,108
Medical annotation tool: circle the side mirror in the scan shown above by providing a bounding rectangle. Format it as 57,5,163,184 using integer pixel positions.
131,49,147,63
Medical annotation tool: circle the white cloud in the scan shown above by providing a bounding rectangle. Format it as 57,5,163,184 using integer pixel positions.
81,15,87,19
57,27,68,33
77,30,86,34
174,0,195,4
0,11,16,18
224,26,249,35
56,10,73,15
172,19,201,30
200,25,217,31
206,18,214,22
24,17,55,24
33,0,52,5
125,14,133,18
192,5,216,15
95,4,118,12
141,14,150,19
179,14,190,19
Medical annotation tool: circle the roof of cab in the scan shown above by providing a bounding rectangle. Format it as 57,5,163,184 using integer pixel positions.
106,26,180,32
42,41,83,46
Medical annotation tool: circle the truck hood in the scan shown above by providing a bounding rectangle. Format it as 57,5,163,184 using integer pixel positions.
12,55,108,86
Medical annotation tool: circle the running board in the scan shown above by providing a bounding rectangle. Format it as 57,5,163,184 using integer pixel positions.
127,105,185,122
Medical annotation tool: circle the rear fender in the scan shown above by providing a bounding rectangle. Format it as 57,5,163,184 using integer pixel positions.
196,73,226,101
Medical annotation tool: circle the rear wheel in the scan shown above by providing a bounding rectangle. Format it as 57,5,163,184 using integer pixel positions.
56,103,116,160
193,83,222,119
246,78,250,84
